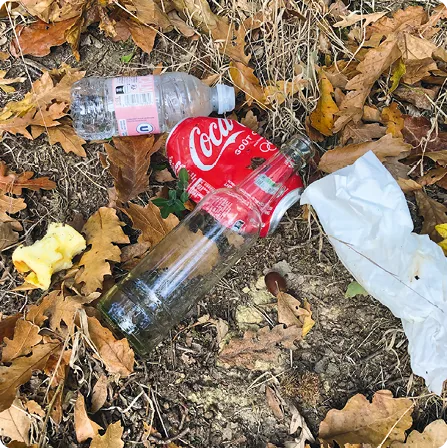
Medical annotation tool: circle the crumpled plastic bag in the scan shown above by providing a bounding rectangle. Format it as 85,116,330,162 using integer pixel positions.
301,151,447,394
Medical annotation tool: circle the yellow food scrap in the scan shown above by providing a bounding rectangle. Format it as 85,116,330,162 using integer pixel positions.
12,223,86,289
436,223,447,255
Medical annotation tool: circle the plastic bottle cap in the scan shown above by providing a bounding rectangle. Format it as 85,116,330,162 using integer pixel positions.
216,84,236,114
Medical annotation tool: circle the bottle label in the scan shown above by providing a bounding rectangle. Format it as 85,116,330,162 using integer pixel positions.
112,76,160,136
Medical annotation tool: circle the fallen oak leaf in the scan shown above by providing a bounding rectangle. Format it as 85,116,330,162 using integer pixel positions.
75,207,130,295
339,122,386,145
264,78,307,105
90,420,124,448
47,124,87,157
0,222,19,252
310,71,339,136
0,340,61,412
25,400,45,417
397,178,423,193
334,37,401,132
154,169,175,183
241,110,258,132
318,134,411,173
104,136,163,203
319,390,413,447
218,324,301,371
391,419,447,447
417,167,447,187
0,161,56,195
20,0,85,22
10,18,78,58
0,399,32,444
265,386,283,420
0,193,26,215
123,201,179,248
125,18,158,55
276,292,314,337
2,319,42,362
415,191,447,242
87,316,134,377
0,314,21,344
382,103,404,138
402,116,447,155
334,11,387,28
229,61,266,107
394,85,438,111
74,393,102,442
43,348,72,387
0,70,25,93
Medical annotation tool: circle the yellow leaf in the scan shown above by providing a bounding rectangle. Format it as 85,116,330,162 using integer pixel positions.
310,71,339,136
87,317,135,377
75,208,130,295
74,394,102,442
389,58,406,93
436,223,447,254
319,390,413,446
382,102,404,138
229,61,266,106
90,421,124,448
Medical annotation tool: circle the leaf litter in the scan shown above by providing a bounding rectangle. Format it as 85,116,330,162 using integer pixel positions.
0,0,446,447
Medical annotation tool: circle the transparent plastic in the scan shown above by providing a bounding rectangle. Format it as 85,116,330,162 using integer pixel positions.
98,135,315,355
71,72,235,140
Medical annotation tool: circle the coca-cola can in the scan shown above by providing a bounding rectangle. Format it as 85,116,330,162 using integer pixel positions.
166,117,304,237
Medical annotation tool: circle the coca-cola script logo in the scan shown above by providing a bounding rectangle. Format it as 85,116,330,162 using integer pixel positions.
189,119,244,171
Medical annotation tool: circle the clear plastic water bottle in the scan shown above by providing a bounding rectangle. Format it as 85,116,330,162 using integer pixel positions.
98,135,315,355
70,72,235,140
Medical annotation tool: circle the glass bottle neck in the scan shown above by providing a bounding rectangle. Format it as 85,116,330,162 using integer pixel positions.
236,135,315,214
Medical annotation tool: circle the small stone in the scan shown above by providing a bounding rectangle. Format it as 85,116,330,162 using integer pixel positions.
314,358,328,374
204,411,214,419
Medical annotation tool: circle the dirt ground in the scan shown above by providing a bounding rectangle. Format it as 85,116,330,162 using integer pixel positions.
1,2,446,447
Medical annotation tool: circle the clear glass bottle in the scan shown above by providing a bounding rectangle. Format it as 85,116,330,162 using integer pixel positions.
71,72,235,140
98,135,315,355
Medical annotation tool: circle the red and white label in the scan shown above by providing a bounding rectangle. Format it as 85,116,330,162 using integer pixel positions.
166,118,304,237
112,76,160,136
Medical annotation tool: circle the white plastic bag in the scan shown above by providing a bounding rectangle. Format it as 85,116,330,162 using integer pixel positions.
301,151,447,394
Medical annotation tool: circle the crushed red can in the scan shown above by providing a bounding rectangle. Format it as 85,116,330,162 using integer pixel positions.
166,117,304,237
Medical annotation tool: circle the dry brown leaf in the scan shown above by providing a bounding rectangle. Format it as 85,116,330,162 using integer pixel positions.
402,116,447,154
310,71,339,136
105,136,163,203
25,400,45,417
48,386,63,424
128,0,172,31
0,193,26,216
151,225,219,278
415,191,447,242
0,70,25,93
126,18,158,55
366,6,428,38
264,78,307,105
87,316,134,377
397,178,423,193
219,324,301,370
2,319,42,362
43,348,72,387
391,419,447,447
319,390,413,447
334,38,401,132
91,374,108,413
167,10,197,37
0,341,60,412
154,169,175,183
0,222,18,252
90,420,124,448
10,18,77,58
74,394,102,442
241,110,259,132
123,201,179,248
229,61,266,106
0,399,31,444
20,0,84,22
394,85,437,110
417,168,447,187
319,134,411,173
334,11,387,28
47,125,87,157
0,314,21,345
0,52,9,61
75,208,130,295
340,122,386,145
265,386,283,420
362,106,382,123
0,161,56,195
382,103,404,138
